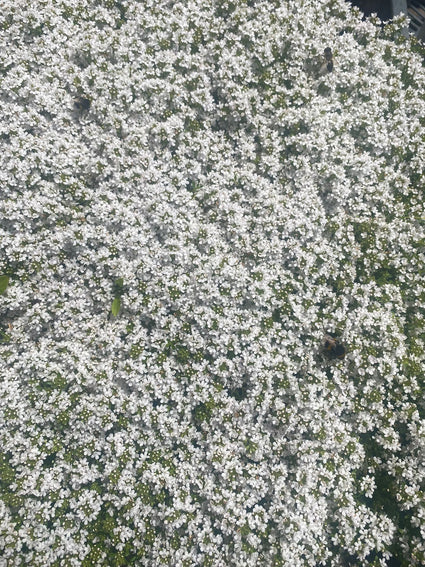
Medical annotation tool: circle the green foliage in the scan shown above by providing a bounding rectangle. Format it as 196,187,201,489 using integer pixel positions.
130,342,144,359
111,296,121,317
37,372,68,393
353,221,376,252
0,451,15,488
110,277,124,317
112,277,124,297
244,438,258,455
192,400,215,426
403,358,422,379
0,275,10,294
373,265,398,286
83,504,148,566
0,328,11,343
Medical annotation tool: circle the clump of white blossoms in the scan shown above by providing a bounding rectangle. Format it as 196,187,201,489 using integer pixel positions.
1,0,425,565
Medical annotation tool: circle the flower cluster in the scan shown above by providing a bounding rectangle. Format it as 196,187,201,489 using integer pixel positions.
1,0,425,565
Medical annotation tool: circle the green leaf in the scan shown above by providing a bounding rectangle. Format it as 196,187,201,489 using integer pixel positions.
0,275,10,295
113,277,124,297
111,297,121,317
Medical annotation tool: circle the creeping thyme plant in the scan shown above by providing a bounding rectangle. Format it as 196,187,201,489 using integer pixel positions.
1,0,425,565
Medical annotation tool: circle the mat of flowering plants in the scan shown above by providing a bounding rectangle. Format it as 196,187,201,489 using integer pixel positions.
1,1,425,566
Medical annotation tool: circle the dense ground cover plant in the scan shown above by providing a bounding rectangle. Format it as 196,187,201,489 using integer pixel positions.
1,0,425,565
